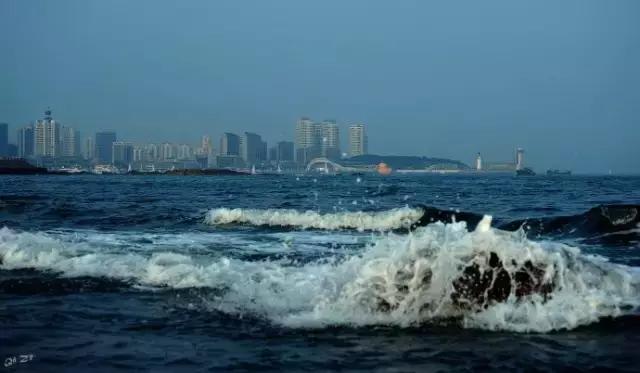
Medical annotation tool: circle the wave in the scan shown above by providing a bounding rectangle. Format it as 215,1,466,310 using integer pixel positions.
204,204,640,244
204,207,424,232
1,222,638,333
499,205,640,243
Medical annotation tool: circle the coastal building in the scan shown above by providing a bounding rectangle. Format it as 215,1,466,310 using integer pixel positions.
215,155,244,169
61,126,80,157
295,117,322,165
160,142,177,160
83,137,95,160
321,120,340,160
276,141,294,162
95,131,117,163
7,144,17,157
220,132,240,156
177,144,193,160
34,109,61,157
0,123,7,157
17,125,34,158
112,141,134,167
199,135,213,156
476,153,483,170
240,132,265,164
349,124,368,157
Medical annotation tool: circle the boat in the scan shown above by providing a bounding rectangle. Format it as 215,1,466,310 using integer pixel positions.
546,169,571,176
516,167,536,176
92,164,119,175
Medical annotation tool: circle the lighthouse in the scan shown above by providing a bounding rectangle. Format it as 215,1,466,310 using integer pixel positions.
476,153,483,171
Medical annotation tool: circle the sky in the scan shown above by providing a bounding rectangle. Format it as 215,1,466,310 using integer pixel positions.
1,0,639,173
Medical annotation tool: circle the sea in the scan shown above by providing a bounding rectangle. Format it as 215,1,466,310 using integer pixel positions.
1,174,640,372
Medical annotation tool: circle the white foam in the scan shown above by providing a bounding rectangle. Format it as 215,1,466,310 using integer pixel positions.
204,207,424,232
1,223,638,333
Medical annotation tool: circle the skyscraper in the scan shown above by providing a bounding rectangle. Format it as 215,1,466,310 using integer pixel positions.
220,133,240,156
95,131,117,163
84,137,95,160
17,125,34,158
349,124,368,157
0,123,8,157
112,142,133,166
240,132,264,164
61,126,80,157
199,135,212,155
34,109,61,157
321,120,340,160
295,117,322,165
276,141,294,162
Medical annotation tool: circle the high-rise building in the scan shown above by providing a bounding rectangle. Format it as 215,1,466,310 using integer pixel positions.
160,142,178,160
95,131,117,163
177,144,193,160
476,153,483,171
7,144,17,157
61,126,80,157
0,123,8,157
269,146,277,162
17,125,35,158
112,142,134,166
199,135,212,155
220,133,240,156
295,117,322,165
349,124,368,157
83,137,95,160
321,120,340,160
34,109,61,157
276,141,294,162
240,132,265,164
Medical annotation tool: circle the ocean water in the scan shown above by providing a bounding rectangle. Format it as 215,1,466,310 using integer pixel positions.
1,174,640,372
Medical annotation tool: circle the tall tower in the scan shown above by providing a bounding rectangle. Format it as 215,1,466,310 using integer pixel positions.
476,152,483,171
95,131,117,163
516,148,524,170
34,108,61,157
17,125,35,158
295,117,322,165
349,124,367,157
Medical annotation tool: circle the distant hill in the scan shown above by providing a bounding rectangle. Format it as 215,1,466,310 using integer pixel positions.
342,154,470,170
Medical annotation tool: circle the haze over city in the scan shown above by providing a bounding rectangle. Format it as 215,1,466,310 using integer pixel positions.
1,0,639,173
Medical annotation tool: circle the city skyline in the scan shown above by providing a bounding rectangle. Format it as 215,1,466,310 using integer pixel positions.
2,109,379,171
2,1,638,173
0,108,634,174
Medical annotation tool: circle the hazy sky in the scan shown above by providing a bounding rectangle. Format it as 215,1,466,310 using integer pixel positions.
1,0,639,173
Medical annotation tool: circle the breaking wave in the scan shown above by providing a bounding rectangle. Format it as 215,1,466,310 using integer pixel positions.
1,220,638,333
204,206,424,231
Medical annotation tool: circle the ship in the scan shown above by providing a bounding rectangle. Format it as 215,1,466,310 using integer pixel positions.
516,167,536,176
546,169,572,176
0,158,48,175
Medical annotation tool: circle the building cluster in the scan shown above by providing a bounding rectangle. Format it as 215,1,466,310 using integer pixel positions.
1,110,369,171
294,117,368,165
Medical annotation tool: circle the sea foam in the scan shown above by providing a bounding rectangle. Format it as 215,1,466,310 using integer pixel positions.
1,221,638,332
204,206,424,231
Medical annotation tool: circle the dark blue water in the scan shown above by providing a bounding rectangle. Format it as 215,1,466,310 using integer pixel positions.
1,174,640,372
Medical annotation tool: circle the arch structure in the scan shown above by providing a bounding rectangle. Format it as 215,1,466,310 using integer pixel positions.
307,157,366,173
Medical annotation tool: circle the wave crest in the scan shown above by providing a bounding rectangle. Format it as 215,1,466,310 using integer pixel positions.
204,207,424,231
1,223,638,332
